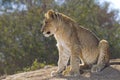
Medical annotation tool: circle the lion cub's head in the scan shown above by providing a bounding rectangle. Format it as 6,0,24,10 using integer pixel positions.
41,10,59,37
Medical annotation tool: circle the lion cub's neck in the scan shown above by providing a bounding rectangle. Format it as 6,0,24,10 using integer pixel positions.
54,25,71,41
54,31,68,42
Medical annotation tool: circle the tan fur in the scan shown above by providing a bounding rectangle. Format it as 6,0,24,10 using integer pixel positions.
41,10,110,77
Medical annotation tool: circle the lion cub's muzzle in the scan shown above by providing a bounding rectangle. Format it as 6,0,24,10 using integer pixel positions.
41,26,52,37
41,27,51,35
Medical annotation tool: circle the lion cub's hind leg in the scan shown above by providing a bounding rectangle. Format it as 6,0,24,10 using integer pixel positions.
91,40,110,72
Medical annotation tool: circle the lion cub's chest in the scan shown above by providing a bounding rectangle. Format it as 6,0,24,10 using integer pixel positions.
55,35,71,55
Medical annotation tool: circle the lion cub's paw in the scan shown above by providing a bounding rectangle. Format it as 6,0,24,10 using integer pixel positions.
91,65,101,73
51,71,62,77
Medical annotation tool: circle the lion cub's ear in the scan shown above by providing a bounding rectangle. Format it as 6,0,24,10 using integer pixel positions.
45,10,56,19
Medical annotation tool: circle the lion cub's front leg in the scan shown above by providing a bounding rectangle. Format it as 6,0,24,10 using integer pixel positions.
69,55,80,76
68,45,81,76
51,44,70,77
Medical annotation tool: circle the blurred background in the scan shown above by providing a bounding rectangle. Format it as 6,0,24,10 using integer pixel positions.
0,0,120,76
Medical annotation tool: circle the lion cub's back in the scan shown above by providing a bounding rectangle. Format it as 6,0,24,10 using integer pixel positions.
77,27,99,48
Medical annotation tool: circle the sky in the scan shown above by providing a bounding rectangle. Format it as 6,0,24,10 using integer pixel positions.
99,0,120,10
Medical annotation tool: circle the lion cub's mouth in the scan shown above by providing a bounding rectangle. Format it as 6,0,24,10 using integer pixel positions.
46,31,51,34
43,31,52,37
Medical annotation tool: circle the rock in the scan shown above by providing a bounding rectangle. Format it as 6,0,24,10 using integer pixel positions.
1,59,120,80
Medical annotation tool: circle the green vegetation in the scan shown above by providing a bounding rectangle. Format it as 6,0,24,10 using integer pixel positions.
23,59,45,72
0,0,120,76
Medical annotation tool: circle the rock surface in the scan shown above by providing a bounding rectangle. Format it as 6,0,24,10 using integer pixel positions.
1,59,120,80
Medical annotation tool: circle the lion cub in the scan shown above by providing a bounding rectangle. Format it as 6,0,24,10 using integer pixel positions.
41,10,110,77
